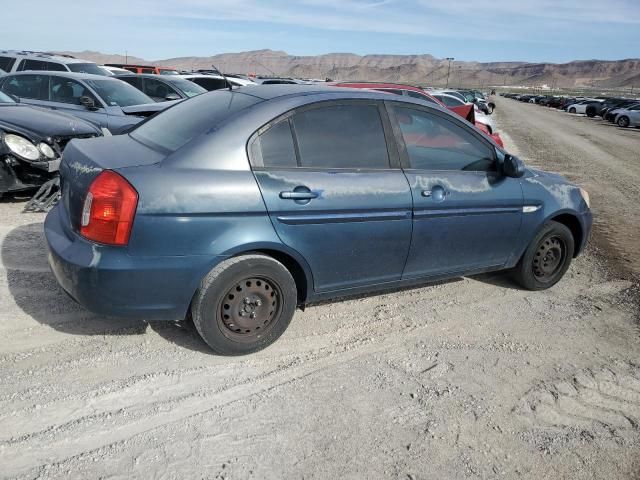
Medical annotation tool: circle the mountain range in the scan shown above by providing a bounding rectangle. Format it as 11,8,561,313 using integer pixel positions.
61,50,640,89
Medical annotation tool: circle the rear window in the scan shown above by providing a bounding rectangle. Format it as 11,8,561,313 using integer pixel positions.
68,63,108,76
131,91,262,152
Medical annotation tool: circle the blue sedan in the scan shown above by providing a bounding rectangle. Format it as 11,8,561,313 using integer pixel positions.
45,85,592,355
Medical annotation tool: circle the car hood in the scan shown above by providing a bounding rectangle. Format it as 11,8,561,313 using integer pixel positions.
0,104,101,141
526,167,570,184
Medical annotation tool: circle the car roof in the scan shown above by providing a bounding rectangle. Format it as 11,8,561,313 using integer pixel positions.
235,84,383,100
332,81,423,92
3,71,116,81
0,50,92,65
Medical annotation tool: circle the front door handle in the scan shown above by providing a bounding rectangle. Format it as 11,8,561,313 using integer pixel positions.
280,190,318,200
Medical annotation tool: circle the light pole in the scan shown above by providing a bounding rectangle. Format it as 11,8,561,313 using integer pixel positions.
445,57,454,88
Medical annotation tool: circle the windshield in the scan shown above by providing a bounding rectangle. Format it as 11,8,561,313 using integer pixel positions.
131,90,261,152
68,63,109,76
160,70,180,75
166,78,207,97
0,91,16,104
85,79,154,107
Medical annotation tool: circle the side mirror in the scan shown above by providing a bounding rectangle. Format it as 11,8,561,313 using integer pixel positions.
503,154,526,178
165,93,181,101
79,96,97,110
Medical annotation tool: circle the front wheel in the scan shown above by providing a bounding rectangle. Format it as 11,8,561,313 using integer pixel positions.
617,116,630,128
192,254,298,355
512,221,575,290
569,107,576,114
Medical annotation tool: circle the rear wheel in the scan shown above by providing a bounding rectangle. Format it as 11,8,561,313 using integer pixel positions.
569,107,576,114
512,221,574,291
192,254,297,355
586,107,596,118
617,116,630,128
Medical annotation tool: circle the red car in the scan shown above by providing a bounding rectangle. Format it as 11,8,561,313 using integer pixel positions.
332,82,503,148
104,63,179,75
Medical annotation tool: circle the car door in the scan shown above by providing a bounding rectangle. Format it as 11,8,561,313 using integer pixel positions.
249,100,413,293
45,75,108,128
387,102,523,279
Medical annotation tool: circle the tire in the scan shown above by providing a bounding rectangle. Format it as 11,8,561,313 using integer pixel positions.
487,103,495,114
569,107,576,114
586,107,596,118
192,254,298,355
512,221,575,291
617,116,630,128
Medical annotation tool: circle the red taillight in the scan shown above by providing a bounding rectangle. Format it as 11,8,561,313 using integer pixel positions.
80,170,138,246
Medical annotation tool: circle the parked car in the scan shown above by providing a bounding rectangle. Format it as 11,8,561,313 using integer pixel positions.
566,99,602,114
115,74,206,101
602,100,639,120
0,72,178,134
179,74,256,91
0,90,101,196
0,50,107,76
45,85,591,355
104,64,179,75
610,104,640,127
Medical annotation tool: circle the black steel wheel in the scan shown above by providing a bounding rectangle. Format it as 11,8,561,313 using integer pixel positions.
218,277,282,342
531,235,566,283
192,254,297,355
512,221,575,290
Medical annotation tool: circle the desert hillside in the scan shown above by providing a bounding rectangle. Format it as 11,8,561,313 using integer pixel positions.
61,49,640,88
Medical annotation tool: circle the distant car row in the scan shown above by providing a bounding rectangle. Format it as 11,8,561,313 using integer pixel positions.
500,92,640,128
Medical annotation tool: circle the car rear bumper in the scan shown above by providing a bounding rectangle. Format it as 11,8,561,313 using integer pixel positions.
45,204,221,321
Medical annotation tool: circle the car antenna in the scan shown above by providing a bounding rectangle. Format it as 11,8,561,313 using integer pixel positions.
212,64,232,91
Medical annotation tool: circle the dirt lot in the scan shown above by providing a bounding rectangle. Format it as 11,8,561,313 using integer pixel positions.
1,98,639,479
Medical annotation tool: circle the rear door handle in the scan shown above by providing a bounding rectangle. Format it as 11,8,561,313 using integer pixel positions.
422,186,449,201
280,191,318,200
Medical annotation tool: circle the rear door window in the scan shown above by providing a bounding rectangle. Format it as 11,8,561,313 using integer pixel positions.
18,59,47,71
1,74,49,100
291,104,390,169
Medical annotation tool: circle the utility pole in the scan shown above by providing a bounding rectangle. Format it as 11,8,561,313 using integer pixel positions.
445,57,454,88
125,50,128,64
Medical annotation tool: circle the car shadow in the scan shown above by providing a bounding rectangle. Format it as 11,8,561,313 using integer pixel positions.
2,222,527,353
470,271,526,290
1,222,213,354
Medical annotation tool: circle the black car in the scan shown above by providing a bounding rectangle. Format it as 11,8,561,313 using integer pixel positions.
115,74,207,102
0,91,101,198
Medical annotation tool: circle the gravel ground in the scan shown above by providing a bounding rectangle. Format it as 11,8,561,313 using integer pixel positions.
1,98,639,479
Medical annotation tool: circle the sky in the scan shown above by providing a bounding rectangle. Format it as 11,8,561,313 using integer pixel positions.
3,0,639,63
